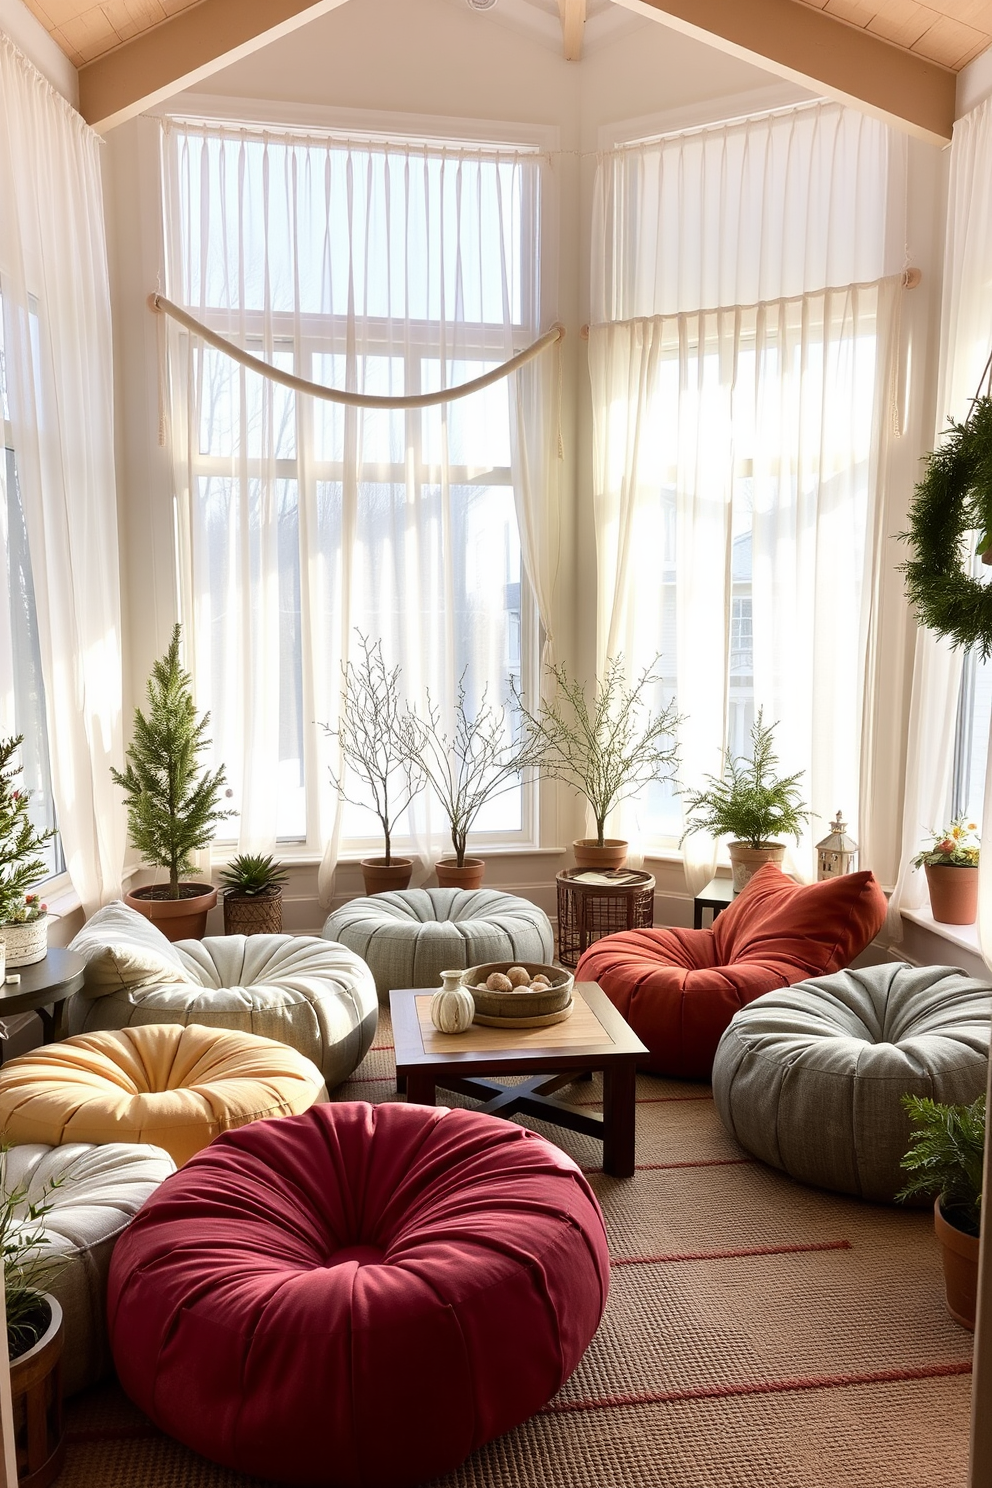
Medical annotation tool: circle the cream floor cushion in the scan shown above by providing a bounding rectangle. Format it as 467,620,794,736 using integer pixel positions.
68,904,377,1088
4,1141,175,1395
0,1024,327,1166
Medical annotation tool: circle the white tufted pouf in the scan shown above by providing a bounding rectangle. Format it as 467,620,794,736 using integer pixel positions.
68,903,377,1088
322,888,555,1003
712,962,991,1203
3,1141,175,1395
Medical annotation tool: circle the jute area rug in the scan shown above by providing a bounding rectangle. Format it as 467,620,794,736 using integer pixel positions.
61,1010,974,1488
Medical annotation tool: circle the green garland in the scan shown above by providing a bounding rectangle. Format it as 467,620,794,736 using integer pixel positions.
902,395,992,660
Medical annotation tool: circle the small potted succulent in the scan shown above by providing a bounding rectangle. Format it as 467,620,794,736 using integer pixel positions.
680,711,810,891
112,625,235,941
0,735,55,967
911,816,980,926
898,1092,984,1330
219,854,289,936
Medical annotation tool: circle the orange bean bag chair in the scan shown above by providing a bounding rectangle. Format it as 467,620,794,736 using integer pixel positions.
0,1024,327,1165
576,864,887,1079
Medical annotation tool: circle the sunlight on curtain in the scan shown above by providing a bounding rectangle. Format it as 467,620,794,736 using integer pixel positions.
162,121,552,894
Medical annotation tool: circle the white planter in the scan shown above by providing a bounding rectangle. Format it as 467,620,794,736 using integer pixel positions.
0,914,49,966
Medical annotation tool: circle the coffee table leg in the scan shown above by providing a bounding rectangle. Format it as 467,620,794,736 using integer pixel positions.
405,1070,437,1106
602,1059,636,1178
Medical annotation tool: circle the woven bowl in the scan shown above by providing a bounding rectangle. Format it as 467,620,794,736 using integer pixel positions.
461,962,574,1020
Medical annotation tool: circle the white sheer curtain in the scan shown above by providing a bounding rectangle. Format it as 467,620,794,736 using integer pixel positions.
162,120,554,898
0,34,125,914
590,99,906,887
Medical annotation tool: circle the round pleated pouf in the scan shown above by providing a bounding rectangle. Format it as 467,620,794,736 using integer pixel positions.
323,887,555,1003
108,1101,610,1488
712,962,992,1202
0,1025,327,1166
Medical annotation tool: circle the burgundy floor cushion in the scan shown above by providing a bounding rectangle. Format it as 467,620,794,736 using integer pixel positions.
576,863,887,1079
107,1101,610,1488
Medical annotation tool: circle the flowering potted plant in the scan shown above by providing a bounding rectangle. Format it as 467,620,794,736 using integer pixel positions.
0,735,55,966
912,816,980,925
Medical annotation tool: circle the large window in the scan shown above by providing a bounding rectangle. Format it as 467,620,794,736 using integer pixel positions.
163,120,544,852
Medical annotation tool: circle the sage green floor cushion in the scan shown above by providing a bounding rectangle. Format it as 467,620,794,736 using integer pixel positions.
68,902,377,1089
322,888,554,1003
712,962,991,1203
4,1141,175,1395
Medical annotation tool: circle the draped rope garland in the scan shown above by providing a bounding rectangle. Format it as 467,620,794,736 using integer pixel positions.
902,354,992,661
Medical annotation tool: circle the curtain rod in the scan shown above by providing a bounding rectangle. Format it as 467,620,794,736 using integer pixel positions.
149,294,563,409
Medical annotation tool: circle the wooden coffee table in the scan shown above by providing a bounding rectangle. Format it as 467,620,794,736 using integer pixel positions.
0,947,86,1061
390,981,647,1177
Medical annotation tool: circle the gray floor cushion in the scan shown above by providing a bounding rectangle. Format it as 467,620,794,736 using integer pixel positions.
712,962,991,1203
322,887,554,1003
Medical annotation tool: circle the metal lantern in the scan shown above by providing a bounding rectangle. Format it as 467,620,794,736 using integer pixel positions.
816,811,858,880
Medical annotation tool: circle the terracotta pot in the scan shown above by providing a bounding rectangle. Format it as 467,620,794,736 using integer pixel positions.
222,888,283,936
435,858,485,890
728,842,786,893
925,864,979,926
360,857,414,895
124,883,218,942
10,1293,65,1488
934,1199,979,1330
572,839,628,871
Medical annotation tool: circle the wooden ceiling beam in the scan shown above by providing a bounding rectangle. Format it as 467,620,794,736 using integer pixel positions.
613,0,957,143
557,0,586,62
79,0,353,133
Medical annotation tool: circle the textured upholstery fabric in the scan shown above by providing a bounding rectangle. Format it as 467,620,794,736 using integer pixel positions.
323,887,554,1003
712,962,991,1202
576,865,887,1077
69,900,194,990
3,1141,175,1395
0,1025,327,1165
108,1101,609,1488
67,920,377,1088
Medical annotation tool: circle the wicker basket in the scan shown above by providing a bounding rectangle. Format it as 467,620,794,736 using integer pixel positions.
222,890,283,937
0,914,49,967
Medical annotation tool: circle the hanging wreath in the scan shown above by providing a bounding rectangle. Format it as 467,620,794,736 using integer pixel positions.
902,392,992,660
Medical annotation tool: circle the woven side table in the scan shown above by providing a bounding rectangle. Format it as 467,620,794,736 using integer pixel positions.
556,869,655,969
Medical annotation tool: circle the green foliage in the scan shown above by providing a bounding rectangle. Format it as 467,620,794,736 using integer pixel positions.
513,656,680,847
680,710,810,849
911,815,980,870
323,634,425,865
0,736,54,926
218,853,288,896
111,625,234,898
897,1093,985,1237
0,1150,66,1360
900,395,992,659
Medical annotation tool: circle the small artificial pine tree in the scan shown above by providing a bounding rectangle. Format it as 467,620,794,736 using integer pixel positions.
111,624,234,899
0,736,54,925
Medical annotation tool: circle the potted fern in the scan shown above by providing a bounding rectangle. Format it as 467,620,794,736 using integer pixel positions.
219,854,289,936
680,710,811,891
0,735,55,967
112,625,235,940
898,1092,984,1330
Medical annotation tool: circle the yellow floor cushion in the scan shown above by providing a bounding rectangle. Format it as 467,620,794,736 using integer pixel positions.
0,1024,327,1166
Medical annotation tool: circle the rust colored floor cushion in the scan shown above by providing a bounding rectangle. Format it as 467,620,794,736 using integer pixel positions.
107,1101,610,1488
0,1024,327,1165
576,863,887,1079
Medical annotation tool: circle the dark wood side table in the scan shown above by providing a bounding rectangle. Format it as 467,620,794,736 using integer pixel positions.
692,876,734,929
390,981,648,1178
0,948,86,1060
556,869,655,968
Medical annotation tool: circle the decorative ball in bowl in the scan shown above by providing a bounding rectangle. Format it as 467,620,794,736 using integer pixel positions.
461,962,574,1020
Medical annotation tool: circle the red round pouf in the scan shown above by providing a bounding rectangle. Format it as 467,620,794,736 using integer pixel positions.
107,1101,609,1488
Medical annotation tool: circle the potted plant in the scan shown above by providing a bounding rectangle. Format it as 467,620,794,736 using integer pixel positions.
324,634,425,895
680,710,810,891
514,655,680,870
911,816,980,925
898,1092,984,1330
404,675,539,889
112,624,235,941
0,735,55,968
2,1151,67,1487
219,854,289,935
